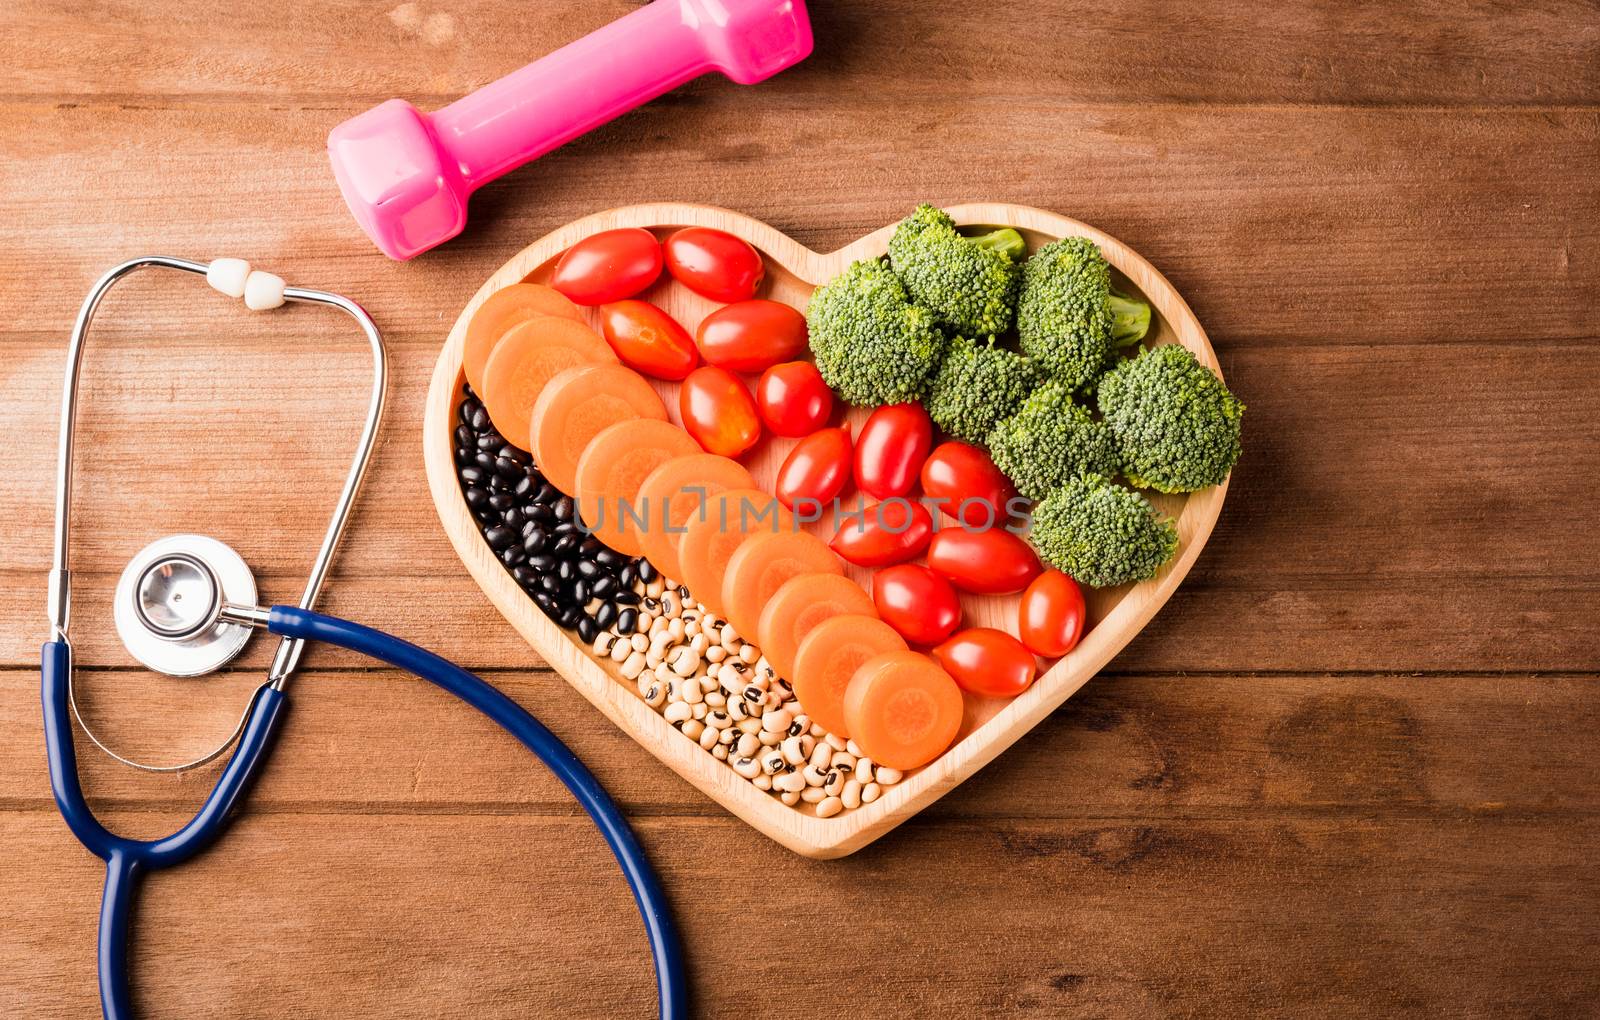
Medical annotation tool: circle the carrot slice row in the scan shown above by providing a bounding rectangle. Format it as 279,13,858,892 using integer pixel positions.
464,283,585,394
756,573,877,684
633,453,755,583
480,317,616,445
843,650,964,770
530,363,667,496
573,419,699,558
677,488,793,618
719,530,843,646
788,614,907,738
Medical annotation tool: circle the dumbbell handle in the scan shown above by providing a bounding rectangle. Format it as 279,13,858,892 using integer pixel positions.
438,2,718,190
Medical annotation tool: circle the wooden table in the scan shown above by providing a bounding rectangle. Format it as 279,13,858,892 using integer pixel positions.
2,2,1595,1015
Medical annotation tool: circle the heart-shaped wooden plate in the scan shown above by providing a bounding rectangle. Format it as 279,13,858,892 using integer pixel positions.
424,203,1228,858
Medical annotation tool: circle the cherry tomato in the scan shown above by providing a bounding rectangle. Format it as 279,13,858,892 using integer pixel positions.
550,228,663,305
662,227,766,302
829,499,933,567
680,366,761,458
695,300,807,372
598,300,698,380
872,564,961,645
855,403,933,500
920,441,1018,529
933,628,1038,698
756,361,833,437
775,426,852,512
926,527,1043,595
1018,570,1087,658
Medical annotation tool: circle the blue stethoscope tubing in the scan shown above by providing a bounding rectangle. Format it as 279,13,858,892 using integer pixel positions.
42,605,687,1020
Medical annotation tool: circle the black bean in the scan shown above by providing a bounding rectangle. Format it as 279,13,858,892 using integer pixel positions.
557,604,582,628
454,424,474,448
538,575,562,595
500,545,526,567
483,525,515,550
594,602,618,630
576,615,599,644
473,451,496,472
571,579,590,605
488,491,515,511
459,466,486,486
495,457,523,482
458,401,475,426
637,560,658,583
464,486,489,509
616,607,637,635
526,553,557,574
498,444,529,465
476,432,502,452
470,406,490,432
522,528,547,554
534,482,560,504
513,475,534,498
591,575,617,599
616,564,636,588
553,496,575,522
532,591,561,619
511,565,537,587
611,588,641,606
574,559,601,579
553,521,581,536
552,533,580,557
502,507,523,530
528,503,554,523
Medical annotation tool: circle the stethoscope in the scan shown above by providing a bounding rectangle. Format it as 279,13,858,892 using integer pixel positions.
42,256,685,1019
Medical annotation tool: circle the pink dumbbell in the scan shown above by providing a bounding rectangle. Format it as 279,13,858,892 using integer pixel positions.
328,0,813,260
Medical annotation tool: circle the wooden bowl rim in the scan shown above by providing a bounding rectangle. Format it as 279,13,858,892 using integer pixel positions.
422,202,1229,858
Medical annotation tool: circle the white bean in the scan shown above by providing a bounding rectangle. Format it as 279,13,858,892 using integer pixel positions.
680,719,705,741
706,645,727,663
752,773,773,791
842,779,862,809
846,739,865,758
712,744,729,761
877,767,903,786
761,708,793,734
698,724,719,750
738,644,760,664
808,744,832,770
620,651,647,680
774,770,807,794
757,729,781,747
825,733,848,752
610,640,631,663
855,760,874,785
816,796,844,818
630,633,649,652
862,782,882,803
800,787,826,804
780,790,800,807
663,701,692,724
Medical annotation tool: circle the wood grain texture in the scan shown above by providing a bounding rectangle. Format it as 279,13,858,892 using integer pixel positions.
2,0,1596,1014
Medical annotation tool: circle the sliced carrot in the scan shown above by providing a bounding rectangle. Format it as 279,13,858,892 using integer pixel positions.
756,573,877,684
530,363,667,496
788,614,907,738
573,419,699,557
720,530,843,644
634,453,755,582
480,317,616,445
464,283,585,394
678,488,793,616
842,650,964,770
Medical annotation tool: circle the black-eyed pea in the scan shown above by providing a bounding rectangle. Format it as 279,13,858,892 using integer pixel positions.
780,736,807,766
621,651,647,680
822,769,844,796
824,733,848,752
842,779,862,809
752,773,773,791
663,701,693,725
800,787,826,804
706,710,732,730
680,719,705,741
706,645,727,663
630,632,649,652
816,796,844,818
760,749,787,775
831,752,856,775
761,708,793,734
846,738,865,758
682,678,704,705
638,679,666,710
736,733,759,757
808,743,832,770
705,690,727,709
712,744,729,761
877,767,903,785
691,704,708,720
862,782,882,803
610,640,631,663
780,790,801,807
738,644,760,665
809,722,825,738
855,760,875,785
698,724,719,750
719,623,740,647
593,633,614,657
737,718,762,736
774,770,807,794
718,727,737,745
732,756,761,779
802,764,828,788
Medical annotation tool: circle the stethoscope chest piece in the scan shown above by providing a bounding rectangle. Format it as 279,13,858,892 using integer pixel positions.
114,534,257,677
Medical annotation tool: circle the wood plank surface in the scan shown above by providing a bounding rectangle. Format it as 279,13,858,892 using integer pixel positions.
1,0,1596,1015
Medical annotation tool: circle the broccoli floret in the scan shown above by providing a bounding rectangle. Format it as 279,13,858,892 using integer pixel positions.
1096,344,1244,493
1017,237,1153,390
887,203,1023,337
1029,475,1178,588
985,380,1121,500
923,335,1040,445
807,258,948,407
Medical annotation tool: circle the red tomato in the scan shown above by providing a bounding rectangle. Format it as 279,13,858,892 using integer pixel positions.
872,564,961,645
756,361,833,437
775,426,852,513
1018,570,1086,658
933,628,1038,698
695,300,807,372
920,441,1018,529
550,228,663,305
679,366,761,458
855,403,933,500
663,227,765,302
598,300,698,380
829,499,933,567
926,527,1043,595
